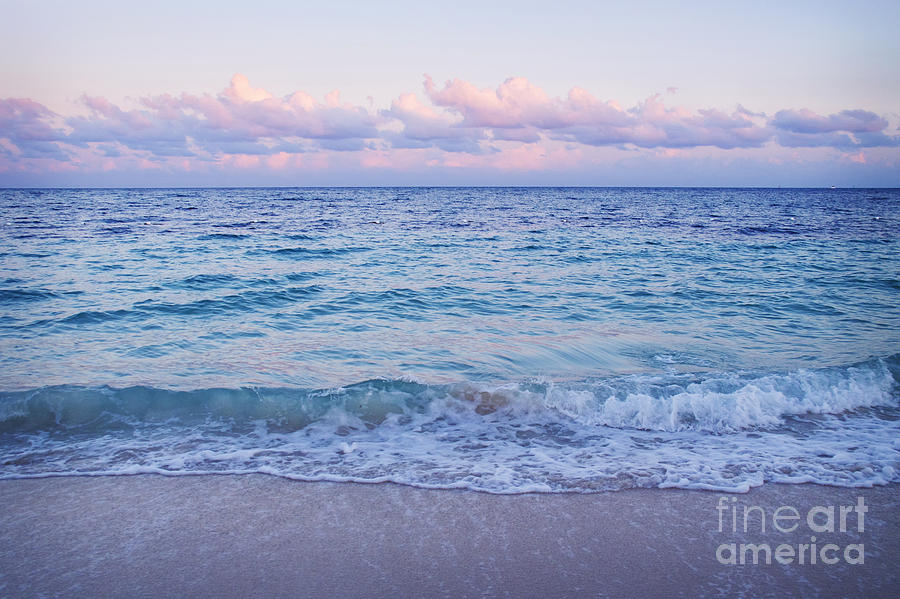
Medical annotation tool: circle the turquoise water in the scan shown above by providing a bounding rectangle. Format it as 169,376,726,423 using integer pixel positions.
1,187,898,492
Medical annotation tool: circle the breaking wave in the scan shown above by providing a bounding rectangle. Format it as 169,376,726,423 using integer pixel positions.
1,356,897,493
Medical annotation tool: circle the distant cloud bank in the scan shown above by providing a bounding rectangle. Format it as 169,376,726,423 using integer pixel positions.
1,74,898,185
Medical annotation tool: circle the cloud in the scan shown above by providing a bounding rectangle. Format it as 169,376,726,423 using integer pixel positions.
0,98,63,141
770,108,900,149
1,74,898,180
771,108,899,149
381,92,485,153
422,76,772,149
771,108,887,134
0,98,71,160
224,73,273,103
60,74,381,159
421,77,899,152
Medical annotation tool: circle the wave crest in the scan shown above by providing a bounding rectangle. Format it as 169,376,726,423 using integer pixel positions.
1,356,896,435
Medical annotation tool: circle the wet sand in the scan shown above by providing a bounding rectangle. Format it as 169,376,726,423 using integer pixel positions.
0,475,897,598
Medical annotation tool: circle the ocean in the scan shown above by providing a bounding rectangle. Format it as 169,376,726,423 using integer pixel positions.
0,187,897,493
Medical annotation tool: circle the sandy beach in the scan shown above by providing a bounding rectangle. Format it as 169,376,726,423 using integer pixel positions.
0,475,896,598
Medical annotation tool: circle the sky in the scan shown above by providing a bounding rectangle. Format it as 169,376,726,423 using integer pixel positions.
1,0,898,187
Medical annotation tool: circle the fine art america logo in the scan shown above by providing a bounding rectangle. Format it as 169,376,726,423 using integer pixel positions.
715,496,867,566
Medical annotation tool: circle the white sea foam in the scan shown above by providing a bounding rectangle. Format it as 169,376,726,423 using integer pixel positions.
0,357,897,493
540,359,896,431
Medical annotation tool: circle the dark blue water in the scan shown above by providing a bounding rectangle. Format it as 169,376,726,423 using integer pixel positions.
1,187,898,492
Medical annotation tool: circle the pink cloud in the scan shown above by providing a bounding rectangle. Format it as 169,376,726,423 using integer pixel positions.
772,108,898,149
772,108,887,134
224,74,273,103
381,92,485,152
422,76,772,150
267,151,291,169
1,74,898,181
0,98,71,161
424,75,554,128
62,74,381,158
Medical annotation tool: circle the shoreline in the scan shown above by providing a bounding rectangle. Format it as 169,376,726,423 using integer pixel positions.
1,475,897,598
